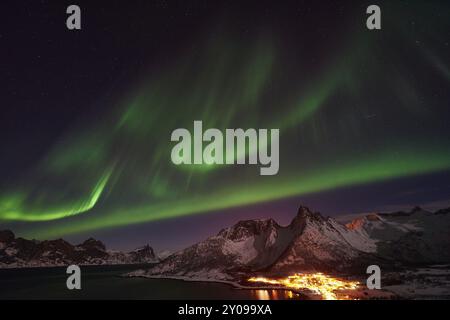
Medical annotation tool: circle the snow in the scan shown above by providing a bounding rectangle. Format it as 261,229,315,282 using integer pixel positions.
384,220,422,233
129,271,235,283
5,247,18,256
157,250,172,260
330,219,377,253
265,229,278,247
222,237,258,264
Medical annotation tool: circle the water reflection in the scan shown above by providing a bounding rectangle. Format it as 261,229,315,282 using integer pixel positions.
251,289,300,300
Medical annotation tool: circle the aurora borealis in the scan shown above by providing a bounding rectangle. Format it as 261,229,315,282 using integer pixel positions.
1,1,450,249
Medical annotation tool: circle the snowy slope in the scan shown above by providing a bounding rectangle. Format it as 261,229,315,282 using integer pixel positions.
134,206,380,279
138,218,295,280
345,207,450,264
270,207,377,273
134,205,450,280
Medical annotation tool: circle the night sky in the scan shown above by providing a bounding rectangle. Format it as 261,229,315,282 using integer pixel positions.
1,0,450,251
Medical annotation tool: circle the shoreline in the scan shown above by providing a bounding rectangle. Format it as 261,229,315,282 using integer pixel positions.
124,272,310,298
0,262,157,270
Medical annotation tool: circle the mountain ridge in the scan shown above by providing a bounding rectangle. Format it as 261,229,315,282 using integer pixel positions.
0,230,159,268
2,205,449,277
130,205,450,281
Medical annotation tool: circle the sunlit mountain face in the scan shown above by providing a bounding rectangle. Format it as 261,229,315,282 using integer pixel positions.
0,1,450,250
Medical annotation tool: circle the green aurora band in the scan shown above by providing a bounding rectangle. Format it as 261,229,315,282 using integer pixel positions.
1,16,450,239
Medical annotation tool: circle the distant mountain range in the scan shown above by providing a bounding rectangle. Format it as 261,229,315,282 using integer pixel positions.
130,205,450,281
0,231,159,268
2,205,450,281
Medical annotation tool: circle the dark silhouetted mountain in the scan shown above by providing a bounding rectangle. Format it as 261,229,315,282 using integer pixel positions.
0,233,159,268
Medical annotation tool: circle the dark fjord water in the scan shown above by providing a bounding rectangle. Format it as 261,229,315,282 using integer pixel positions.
0,265,299,300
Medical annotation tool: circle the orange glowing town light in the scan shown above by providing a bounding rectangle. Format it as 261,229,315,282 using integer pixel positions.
248,273,360,300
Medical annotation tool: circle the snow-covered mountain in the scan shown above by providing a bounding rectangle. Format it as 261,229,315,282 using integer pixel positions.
0,231,159,268
131,205,450,281
269,207,378,273
3,205,449,278
134,218,291,280
343,206,450,264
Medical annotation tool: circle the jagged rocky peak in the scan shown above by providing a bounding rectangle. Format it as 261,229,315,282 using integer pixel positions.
134,244,156,256
296,205,313,216
40,239,73,252
0,230,15,244
289,205,326,229
411,206,423,213
127,244,159,263
0,232,159,268
366,213,381,221
218,218,279,240
130,204,450,281
297,205,325,219
78,238,106,251
408,206,431,215
345,213,381,230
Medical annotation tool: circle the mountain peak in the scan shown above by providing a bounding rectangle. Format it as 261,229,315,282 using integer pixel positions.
297,205,325,219
1,234,159,267
218,218,279,241
411,206,424,213
79,238,106,251
134,244,155,254
290,205,325,229
133,204,450,281
345,213,381,231
297,205,313,215
128,244,158,263
0,230,15,244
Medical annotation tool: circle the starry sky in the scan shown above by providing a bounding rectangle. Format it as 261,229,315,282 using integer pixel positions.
1,0,449,251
